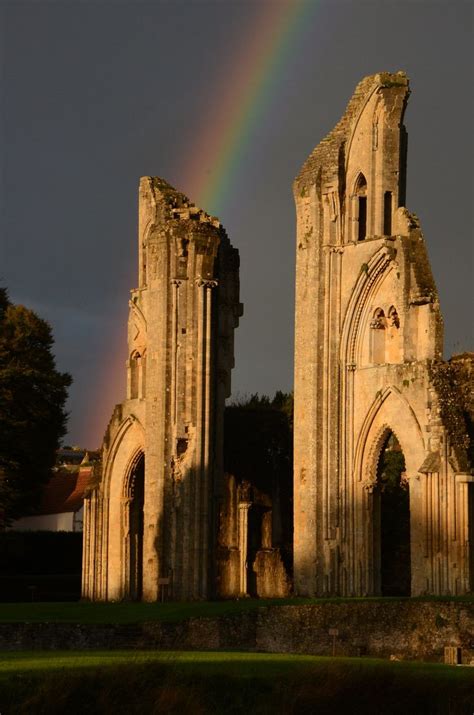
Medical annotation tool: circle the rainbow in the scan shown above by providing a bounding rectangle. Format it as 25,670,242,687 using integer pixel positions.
81,0,313,447
180,0,314,215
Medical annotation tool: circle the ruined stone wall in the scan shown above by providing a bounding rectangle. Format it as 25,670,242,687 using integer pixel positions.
2,600,473,663
217,405,293,598
217,474,291,599
82,178,242,602
293,73,473,597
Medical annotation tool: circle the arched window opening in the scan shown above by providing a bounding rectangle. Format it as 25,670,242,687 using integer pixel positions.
383,191,393,235
141,350,147,398
355,174,367,241
130,352,141,399
374,432,410,596
370,308,386,364
128,453,145,601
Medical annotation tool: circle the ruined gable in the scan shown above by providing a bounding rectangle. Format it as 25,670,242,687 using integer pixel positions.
293,72,473,597
82,178,242,602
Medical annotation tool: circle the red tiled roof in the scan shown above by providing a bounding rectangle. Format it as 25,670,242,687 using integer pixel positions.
38,467,93,515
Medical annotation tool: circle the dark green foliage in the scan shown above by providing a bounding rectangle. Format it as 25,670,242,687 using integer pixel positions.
0,288,71,525
0,573,81,603
0,531,82,601
0,531,82,575
377,447,406,495
224,392,293,565
224,391,293,487
429,360,472,468
377,436,411,596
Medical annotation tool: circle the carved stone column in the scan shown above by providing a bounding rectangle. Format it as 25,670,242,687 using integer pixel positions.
81,496,91,598
238,501,251,596
121,496,132,598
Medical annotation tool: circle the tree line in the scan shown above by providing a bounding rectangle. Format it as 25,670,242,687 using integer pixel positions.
0,288,71,527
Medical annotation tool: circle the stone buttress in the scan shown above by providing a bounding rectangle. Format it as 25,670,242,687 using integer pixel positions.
82,177,242,601
293,72,473,596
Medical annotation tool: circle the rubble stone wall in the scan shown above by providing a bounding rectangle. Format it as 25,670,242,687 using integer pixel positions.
2,601,473,663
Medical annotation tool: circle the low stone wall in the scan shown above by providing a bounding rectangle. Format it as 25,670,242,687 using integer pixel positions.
1,601,473,663
255,601,474,661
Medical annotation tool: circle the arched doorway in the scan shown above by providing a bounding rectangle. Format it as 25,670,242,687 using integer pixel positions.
128,453,145,600
374,432,411,596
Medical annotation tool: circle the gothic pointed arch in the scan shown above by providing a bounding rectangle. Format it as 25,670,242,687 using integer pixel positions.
351,389,422,596
340,245,395,368
102,413,145,497
354,172,367,194
122,448,145,600
372,429,411,596
354,386,425,485
100,412,146,600
122,447,145,499
343,83,381,168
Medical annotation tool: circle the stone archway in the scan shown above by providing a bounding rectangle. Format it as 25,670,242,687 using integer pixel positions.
103,415,145,601
373,431,411,596
354,388,425,595
125,451,145,600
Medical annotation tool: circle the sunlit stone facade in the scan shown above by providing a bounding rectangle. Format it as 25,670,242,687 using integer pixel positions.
83,74,473,603
82,178,242,601
293,72,473,597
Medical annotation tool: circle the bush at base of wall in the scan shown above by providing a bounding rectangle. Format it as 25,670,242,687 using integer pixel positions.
0,531,82,602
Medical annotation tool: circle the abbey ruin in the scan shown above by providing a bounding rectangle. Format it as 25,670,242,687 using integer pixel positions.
82,72,473,601
293,71,473,597
82,178,242,601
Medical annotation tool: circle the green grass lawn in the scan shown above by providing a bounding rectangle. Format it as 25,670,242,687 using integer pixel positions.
0,649,472,679
0,650,472,714
0,594,472,624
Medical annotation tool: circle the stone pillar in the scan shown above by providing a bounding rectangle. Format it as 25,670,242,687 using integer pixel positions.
121,496,132,598
82,177,241,603
201,279,217,595
455,474,474,593
262,510,272,549
81,496,91,598
238,502,251,596
97,495,107,600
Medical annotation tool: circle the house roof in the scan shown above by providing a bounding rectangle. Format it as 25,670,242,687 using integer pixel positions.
56,448,101,466
38,467,93,515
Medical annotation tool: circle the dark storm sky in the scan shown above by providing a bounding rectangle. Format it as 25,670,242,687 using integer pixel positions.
1,0,472,447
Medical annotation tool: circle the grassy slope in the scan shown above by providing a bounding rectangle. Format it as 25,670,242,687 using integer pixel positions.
0,649,472,679
0,595,473,624
0,651,472,715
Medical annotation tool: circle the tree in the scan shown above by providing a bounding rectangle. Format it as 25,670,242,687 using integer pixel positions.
224,391,294,561
225,392,294,478
0,288,72,526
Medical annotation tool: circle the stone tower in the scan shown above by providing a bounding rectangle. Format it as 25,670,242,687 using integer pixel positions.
293,72,473,597
82,177,242,601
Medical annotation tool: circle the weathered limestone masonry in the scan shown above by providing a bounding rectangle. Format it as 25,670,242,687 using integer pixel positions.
2,601,473,662
82,177,242,601
293,72,473,597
